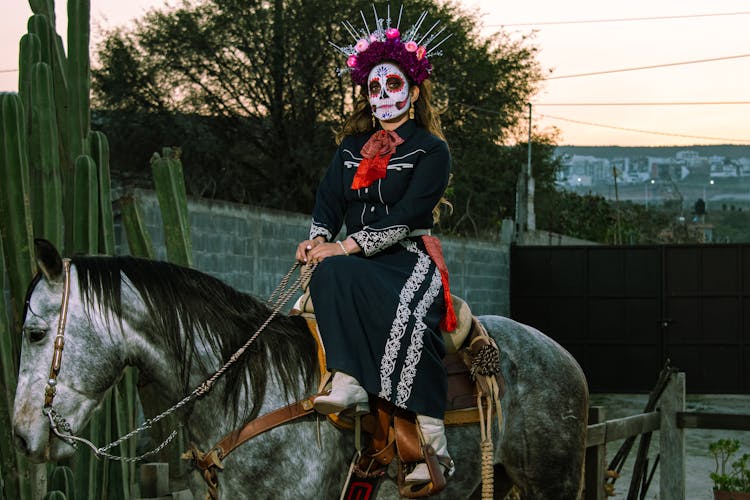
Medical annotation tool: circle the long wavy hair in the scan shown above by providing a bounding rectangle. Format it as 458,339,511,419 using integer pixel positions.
335,76,452,223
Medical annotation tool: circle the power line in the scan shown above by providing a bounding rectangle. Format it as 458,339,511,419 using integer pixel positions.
487,11,750,27
546,54,750,80
455,102,750,143
534,101,750,106
539,113,750,143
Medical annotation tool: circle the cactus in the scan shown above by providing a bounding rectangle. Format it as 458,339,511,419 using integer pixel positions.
1,1,142,497
0,93,35,331
109,371,136,500
27,15,52,66
66,0,90,162
18,33,40,128
48,465,76,500
120,196,155,259
152,148,193,267
90,131,115,254
29,61,63,248
0,233,30,500
71,155,99,255
43,491,67,500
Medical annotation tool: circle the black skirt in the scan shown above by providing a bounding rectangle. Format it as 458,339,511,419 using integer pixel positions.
310,237,447,418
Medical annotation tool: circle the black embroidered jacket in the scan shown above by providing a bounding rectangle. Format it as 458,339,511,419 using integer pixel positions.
309,120,451,256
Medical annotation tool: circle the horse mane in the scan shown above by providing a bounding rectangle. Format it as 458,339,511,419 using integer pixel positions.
71,255,317,422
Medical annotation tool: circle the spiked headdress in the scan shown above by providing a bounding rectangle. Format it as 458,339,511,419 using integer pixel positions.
330,4,452,86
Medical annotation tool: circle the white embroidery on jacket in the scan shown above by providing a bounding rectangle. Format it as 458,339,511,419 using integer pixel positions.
309,221,332,242
379,240,430,401
390,149,426,161
351,225,410,256
396,267,443,407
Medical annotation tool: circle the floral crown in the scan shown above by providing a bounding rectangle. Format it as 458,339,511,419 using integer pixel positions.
330,5,452,86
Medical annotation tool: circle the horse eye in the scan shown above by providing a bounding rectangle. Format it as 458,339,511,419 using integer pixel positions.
25,328,48,343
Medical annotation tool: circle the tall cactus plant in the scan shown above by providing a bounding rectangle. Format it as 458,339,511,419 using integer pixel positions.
0,1,137,499
152,148,194,267
29,61,63,247
0,93,35,331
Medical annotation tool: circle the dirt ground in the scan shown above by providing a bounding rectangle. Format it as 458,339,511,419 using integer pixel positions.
588,393,750,500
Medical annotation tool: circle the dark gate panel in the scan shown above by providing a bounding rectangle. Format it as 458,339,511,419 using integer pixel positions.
511,244,749,393
663,246,746,393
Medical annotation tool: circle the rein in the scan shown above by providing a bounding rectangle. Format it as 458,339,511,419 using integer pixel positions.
43,259,316,462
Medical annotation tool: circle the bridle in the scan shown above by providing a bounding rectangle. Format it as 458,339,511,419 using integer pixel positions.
41,258,315,462
43,258,71,410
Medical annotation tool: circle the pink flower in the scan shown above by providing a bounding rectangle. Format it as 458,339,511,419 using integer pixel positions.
405,41,418,52
355,39,369,52
370,33,378,42
346,55,358,68
385,28,400,40
416,45,427,60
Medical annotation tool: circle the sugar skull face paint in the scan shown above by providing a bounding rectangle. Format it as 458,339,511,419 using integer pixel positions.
368,63,411,121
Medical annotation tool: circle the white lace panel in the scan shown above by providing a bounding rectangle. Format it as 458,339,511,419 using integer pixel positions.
309,221,333,242
350,225,409,256
378,240,430,401
395,267,443,407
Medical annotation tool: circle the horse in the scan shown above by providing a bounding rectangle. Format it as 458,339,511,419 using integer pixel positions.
13,240,589,499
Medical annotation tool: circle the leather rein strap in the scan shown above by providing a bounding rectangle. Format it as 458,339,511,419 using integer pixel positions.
184,394,320,499
44,258,72,409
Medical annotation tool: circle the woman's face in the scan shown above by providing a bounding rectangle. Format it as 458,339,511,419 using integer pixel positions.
367,62,411,121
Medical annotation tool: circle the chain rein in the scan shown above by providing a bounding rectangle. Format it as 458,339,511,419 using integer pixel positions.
44,261,316,462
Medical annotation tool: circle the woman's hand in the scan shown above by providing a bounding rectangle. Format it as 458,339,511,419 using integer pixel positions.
296,236,326,263
305,238,361,264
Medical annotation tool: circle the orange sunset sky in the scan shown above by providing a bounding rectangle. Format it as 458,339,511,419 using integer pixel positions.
1,0,748,146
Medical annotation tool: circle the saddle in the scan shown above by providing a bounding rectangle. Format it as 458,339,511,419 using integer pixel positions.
294,292,505,498
184,293,504,500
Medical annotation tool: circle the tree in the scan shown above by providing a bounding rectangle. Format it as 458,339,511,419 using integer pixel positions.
93,0,546,221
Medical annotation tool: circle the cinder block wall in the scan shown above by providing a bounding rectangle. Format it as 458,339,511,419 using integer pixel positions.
117,190,509,316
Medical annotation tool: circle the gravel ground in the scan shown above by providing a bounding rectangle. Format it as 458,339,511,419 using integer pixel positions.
588,394,750,500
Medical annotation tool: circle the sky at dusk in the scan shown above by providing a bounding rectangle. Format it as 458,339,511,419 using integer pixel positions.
1,0,748,146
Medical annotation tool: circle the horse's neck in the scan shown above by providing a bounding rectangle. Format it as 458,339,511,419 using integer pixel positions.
120,285,298,443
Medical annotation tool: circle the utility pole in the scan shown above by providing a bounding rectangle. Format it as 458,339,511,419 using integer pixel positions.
526,103,536,231
613,166,622,244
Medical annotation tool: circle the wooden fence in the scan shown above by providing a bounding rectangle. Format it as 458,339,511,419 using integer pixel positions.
585,372,750,500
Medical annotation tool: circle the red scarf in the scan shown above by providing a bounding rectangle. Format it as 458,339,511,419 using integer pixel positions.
351,129,404,190
422,235,457,333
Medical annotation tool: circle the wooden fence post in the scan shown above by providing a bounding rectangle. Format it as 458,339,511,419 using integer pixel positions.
659,372,685,500
139,462,170,499
585,406,606,500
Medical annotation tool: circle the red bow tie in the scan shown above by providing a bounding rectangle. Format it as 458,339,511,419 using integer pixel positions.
351,129,404,190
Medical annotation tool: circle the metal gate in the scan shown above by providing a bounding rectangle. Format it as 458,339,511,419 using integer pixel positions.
510,244,750,393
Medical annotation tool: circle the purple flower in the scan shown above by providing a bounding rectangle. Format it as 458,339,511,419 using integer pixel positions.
385,28,400,40
346,55,358,68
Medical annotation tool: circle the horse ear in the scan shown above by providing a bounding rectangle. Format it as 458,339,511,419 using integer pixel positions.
34,239,63,283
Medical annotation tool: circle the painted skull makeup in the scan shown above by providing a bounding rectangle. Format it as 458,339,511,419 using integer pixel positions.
368,63,411,122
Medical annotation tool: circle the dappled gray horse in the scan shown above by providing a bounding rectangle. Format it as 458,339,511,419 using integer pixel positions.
13,240,588,499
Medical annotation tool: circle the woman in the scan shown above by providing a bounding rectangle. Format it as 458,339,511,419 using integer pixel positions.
295,11,455,483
